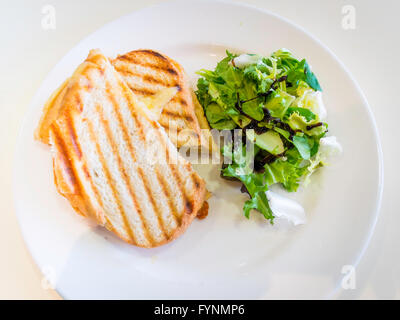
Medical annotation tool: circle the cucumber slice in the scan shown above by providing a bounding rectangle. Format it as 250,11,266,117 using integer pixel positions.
246,130,284,155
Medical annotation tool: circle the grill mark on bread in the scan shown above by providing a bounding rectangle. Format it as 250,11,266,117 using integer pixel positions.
158,120,183,133
170,161,192,215
155,168,181,225
116,55,178,75
166,68,178,75
51,126,78,192
184,115,194,122
128,86,156,97
162,110,194,123
162,110,181,118
74,92,83,112
82,165,90,178
137,167,168,239
191,172,201,190
144,74,168,85
184,199,193,213
81,163,108,222
119,81,157,142
171,96,187,105
85,81,93,91
64,113,82,159
114,67,177,88
135,49,169,61
86,119,139,245
126,100,146,142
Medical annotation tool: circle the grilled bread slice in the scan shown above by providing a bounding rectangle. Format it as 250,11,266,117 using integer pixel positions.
111,49,206,149
44,49,207,248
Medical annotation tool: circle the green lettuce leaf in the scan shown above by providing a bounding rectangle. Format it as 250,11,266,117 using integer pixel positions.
292,135,311,160
272,48,300,72
244,192,273,220
286,112,327,136
304,61,322,91
223,164,274,221
264,89,295,118
285,107,316,122
286,59,322,91
222,143,274,221
205,102,237,129
264,159,306,192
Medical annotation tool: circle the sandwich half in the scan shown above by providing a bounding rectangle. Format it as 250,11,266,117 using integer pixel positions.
111,49,211,149
37,49,207,248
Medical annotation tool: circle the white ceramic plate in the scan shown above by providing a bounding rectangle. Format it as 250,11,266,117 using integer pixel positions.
14,0,383,299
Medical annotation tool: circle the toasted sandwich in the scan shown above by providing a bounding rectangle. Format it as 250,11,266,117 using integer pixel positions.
111,49,211,149
37,49,207,248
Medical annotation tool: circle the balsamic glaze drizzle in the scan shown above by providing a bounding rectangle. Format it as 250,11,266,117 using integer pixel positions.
306,122,323,131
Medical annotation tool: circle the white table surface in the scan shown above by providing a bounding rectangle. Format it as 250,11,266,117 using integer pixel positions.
0,0,398,299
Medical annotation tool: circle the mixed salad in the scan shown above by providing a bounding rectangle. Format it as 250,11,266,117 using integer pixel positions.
196,49,341,224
